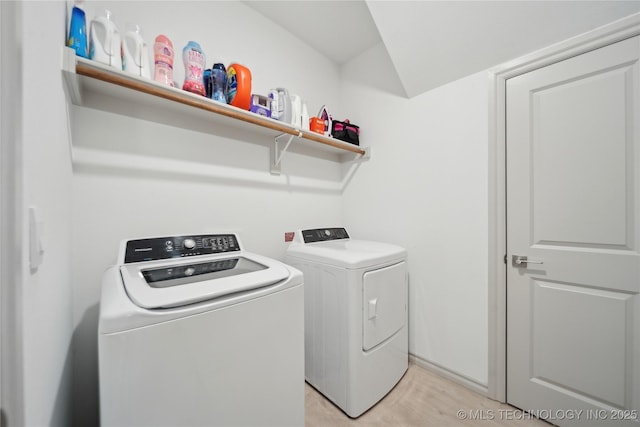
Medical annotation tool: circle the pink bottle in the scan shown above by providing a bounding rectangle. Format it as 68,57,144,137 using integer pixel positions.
153,35,174,87
182,41,206,96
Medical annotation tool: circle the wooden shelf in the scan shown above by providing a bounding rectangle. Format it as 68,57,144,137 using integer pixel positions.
61,47,368,174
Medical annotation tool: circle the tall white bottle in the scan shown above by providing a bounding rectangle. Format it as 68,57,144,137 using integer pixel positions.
122,24,150,78
89,10,122,69
301,102,310,131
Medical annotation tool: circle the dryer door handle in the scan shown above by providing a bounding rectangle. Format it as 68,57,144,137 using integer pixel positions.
368,298,378,320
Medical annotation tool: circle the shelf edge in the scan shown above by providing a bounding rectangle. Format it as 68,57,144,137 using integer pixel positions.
75,60,300,137
299,130,366,155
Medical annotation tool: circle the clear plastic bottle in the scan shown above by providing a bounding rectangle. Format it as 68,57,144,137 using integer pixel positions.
182,41,206,96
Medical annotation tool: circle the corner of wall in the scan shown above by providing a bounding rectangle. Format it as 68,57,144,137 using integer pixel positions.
1,0,26,424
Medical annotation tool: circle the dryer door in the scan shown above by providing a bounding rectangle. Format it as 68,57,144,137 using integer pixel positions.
362,261,407,351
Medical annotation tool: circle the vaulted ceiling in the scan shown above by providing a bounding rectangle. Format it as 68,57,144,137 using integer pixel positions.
244,1,640,98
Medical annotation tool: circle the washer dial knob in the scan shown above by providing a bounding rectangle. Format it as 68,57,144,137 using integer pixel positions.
183,238,196,249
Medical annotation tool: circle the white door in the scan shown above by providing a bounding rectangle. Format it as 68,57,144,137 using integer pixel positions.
506,35,640,426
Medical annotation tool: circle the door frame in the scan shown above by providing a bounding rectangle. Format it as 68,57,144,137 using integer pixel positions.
487,12,640,402
1,1,25,424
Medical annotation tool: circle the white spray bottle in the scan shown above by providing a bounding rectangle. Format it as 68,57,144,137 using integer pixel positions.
290,94,302,128
301,102,310,131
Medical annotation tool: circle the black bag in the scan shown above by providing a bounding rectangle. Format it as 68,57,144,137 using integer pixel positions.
331,120,360,146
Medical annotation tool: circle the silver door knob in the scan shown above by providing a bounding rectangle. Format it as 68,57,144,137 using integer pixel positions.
512,255,543,267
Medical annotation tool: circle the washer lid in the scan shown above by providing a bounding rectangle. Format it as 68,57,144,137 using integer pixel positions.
120,252,290,309
286,239,406,269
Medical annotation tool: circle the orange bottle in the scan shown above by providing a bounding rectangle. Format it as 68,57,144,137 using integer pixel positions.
226,63,252,110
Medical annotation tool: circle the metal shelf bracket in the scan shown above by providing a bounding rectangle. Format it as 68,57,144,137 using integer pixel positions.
271,132,301,175
355,146,371,162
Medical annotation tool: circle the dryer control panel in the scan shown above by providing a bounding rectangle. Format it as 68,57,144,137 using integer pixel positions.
302,228,350,243
124,234,240,263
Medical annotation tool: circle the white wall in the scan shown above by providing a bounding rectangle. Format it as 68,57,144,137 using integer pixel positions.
70,5,491,423
341,43,489,386
69,1,347,425
19,1,74,425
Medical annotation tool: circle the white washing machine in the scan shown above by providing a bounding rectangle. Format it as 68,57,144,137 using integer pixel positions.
285,227,408,418
99,233,304,427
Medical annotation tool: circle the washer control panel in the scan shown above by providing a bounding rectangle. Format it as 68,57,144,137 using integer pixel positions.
302,228,350,243
124,234,240,264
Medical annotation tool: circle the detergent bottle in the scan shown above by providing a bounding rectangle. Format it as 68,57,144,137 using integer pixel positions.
153,35,174,87
227,63,252,110
182,41,206,96
269,88,291,123
67,0,88,58
269,90,280,120
211,61,227,103
122,24,150,78
89,10,122,69
204,69,213,98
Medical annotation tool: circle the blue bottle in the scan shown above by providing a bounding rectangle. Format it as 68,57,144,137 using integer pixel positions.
211,62,227,103
67,4,88,58
203,69,213,98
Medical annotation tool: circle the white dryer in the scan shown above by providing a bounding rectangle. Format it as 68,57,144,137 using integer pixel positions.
285,228,408,418
99,233,304,427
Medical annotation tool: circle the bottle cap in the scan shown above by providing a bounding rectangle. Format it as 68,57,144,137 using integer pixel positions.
155,35,173,47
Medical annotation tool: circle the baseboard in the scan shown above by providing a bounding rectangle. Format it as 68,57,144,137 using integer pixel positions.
409,354,489,397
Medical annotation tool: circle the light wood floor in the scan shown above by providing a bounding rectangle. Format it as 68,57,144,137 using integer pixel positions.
305,363,550,426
